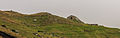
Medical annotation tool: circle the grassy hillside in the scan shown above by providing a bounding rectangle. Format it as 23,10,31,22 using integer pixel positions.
0,10,120,38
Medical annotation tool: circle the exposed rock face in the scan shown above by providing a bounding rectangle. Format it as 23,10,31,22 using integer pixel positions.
67,15,84,23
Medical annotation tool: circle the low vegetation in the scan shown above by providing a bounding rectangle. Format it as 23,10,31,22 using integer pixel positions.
0,10,120,38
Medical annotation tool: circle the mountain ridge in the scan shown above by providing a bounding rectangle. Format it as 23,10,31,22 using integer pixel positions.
0,10,120,38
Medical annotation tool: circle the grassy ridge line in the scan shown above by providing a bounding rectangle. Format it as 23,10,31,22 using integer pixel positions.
0,10,120,38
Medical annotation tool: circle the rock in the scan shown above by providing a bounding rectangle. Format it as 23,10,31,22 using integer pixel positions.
51,33,55,36
33,33,38,35
38,30,44,33
67,15,84,23
33,33,43,38
1,25,7,28
33,19,37,22
11,30,19,33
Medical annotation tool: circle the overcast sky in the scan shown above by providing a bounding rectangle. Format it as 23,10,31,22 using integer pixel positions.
0,0,120,28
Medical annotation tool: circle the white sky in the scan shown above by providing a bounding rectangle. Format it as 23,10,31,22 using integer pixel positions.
0,0,120,28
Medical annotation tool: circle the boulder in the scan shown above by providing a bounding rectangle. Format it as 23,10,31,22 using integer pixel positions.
11,30,19,33
1,25,7,28
33,19,37,22
67,15,84,23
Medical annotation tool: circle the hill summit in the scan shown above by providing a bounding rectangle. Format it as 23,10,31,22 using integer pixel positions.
0,10,120,38
67,15,84,23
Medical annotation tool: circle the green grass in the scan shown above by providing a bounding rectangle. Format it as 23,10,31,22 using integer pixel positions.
0,11,120,38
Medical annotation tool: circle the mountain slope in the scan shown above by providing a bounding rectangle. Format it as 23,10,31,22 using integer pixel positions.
0,10,120,38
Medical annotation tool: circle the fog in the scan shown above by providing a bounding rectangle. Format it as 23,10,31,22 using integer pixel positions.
0,0,120,28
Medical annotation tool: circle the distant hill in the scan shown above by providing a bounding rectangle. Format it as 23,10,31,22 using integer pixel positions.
0,10,120,38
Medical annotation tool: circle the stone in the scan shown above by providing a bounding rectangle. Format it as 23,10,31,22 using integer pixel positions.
33,33,38,35
1,25,6,28
38,30,44,33
67,15,84,23
33,19,37,22
11,30,19,33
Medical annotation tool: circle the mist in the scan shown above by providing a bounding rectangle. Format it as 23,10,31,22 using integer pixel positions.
0,0,120,28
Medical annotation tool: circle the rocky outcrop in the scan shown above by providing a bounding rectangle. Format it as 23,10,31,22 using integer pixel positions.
67,15,84,23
